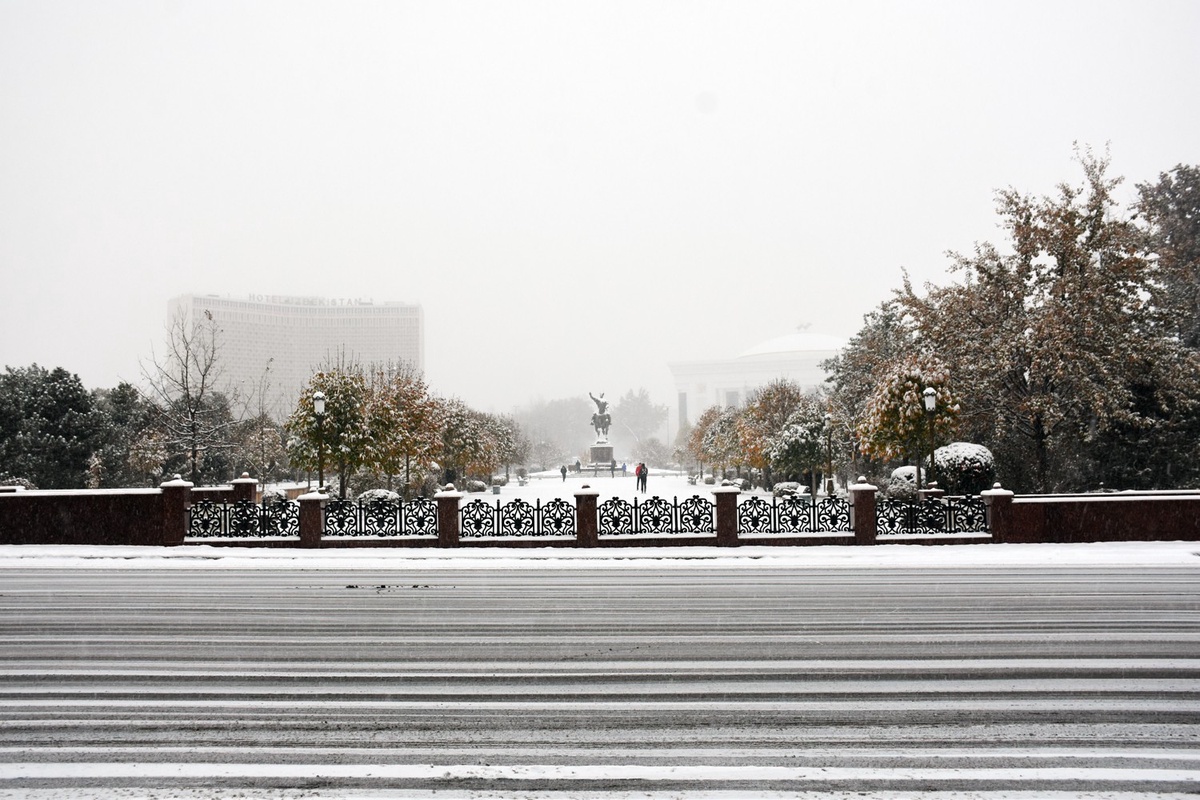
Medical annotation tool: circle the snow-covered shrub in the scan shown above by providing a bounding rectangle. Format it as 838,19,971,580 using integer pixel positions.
933,442,995,496
772,481,801,497
491,476,508,487
886,466,918,500
703,475,716,485
0,477,37,490
465,479,489,493
260,489,289,505
358,488,400,503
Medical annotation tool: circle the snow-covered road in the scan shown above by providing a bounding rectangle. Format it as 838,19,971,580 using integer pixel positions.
1,544,1199,799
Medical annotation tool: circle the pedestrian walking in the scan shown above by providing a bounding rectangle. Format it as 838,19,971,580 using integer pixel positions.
636,462,647,493
560,465,567,482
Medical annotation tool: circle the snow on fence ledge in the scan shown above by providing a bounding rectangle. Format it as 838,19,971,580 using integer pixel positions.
3,474,1200,547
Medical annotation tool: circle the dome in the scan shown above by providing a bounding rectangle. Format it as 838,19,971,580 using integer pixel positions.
737,332,845,359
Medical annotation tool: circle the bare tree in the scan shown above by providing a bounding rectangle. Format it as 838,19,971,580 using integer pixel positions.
141,307,239,483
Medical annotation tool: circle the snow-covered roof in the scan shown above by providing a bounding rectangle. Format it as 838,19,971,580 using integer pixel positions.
737,332,845,359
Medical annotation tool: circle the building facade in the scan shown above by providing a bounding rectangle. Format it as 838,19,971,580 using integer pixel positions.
167,294,424,419
668,331,843,432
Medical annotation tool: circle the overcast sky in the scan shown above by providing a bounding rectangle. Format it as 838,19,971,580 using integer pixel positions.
2,0,1198,414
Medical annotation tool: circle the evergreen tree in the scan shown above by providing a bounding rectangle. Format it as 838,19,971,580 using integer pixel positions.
765,393,827,491
92,382,161,487
0,364,105,488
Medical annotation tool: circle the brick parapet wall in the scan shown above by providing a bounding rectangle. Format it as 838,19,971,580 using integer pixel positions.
0,489,167,546
4,479,1200,548
1007,493,1200,543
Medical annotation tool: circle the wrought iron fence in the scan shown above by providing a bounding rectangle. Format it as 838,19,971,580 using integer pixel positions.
597,495,715,536
877,496,988,535
737,495,852,535
459,497,576,538
187,498,300,539
324,497,438,537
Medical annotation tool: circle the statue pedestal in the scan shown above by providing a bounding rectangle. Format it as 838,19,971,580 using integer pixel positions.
589,444,613,466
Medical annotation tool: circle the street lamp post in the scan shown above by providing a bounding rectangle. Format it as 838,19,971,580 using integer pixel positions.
823,413,833,496
313,390,326,491
922,387,937,490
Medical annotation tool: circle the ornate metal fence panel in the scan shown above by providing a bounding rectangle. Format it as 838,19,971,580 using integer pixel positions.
187,499,300,539
877,496,988,535
459,497,577,538
737,495,851,535
597,495,715,536
946,496,988,533
403,497,439,537
323,497,438,538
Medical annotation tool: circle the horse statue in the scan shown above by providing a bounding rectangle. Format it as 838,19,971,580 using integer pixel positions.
591,411,611,440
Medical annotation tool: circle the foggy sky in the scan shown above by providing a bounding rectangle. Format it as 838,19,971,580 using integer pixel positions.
2,0,1198,414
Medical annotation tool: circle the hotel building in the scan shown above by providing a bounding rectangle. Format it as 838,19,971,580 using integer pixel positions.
167,294,424,419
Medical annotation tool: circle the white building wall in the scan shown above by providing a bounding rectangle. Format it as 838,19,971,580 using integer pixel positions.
167,294,424,419
667,333,843,441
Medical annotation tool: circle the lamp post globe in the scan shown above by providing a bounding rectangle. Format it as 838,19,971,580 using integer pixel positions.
313,391,326,491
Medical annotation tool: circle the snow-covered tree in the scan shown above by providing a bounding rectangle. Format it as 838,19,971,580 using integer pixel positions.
856,353,960,486
1138,164,1200,349
899,148,1200,490
687,406,723,478
737,379,806,484
434,397,484,484
765,394,827,492
366,365,442,496
822,301,915,483
126,428,169,486
91,381,160,487
0,364,105,488
700,407,744,478
286,366,370,497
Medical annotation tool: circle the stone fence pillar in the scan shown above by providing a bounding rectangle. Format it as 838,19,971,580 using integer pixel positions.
712,486,740,547
436,485,463,548
297,490,326,549
981,483,1015,543
848,478,878,546
160,474,193,547
575,486,599,547
231,473,258,504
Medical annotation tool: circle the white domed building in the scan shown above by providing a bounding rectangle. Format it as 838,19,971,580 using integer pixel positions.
668,331,844,430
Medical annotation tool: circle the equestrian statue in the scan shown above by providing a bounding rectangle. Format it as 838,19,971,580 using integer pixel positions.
589,392,611,441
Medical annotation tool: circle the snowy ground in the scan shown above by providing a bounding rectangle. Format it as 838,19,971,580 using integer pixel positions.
0,537,1196,572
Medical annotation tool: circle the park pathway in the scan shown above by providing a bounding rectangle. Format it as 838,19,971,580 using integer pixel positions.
1,563,1199,797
